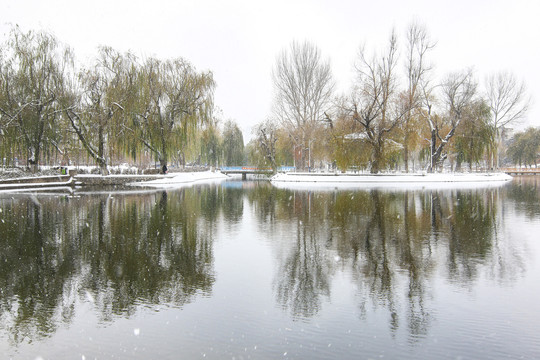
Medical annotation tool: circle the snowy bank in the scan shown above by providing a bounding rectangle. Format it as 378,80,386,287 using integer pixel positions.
0,176,73,192
131,171,229,188
270,172,512,189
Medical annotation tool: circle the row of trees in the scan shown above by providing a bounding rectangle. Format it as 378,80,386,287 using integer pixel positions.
0,25,534,175
507,127,540,168
252,23,532,173
0,27,245,174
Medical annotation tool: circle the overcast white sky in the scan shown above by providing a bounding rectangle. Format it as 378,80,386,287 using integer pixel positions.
2,0,539,142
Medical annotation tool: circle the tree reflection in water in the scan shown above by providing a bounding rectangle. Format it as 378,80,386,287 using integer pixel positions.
255,183,520,340
0,179,532,348
507,176,540,218
274,211,332,319
0,186,218,345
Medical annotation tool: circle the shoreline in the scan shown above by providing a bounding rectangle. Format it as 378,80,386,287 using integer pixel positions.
271,171,513,183
0,170,229,192
0,169,517,192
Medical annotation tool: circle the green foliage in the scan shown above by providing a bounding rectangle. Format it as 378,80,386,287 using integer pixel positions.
0,27,73,168
252,119,278,171
247,126,291,171
222,120,244,166
326,114,370,172
62,46,135,174
246,140,269,169
453,99,493,170
331,136,370,172
129,57,215,171
0,24,527,173
0,26,221,171
507,127,540,167
199,122,222,167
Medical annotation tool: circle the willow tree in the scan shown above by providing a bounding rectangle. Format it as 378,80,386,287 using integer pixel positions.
199,119,222,167
0,48,14,162
453,99,492,171
64,47,134,175
130,58,214,173
507,127,540,168
222,120,244,166
0,27,73,172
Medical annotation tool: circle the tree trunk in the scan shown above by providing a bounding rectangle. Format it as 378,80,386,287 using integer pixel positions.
159,119,169,174
159,157,168,174
66,111,110,176
97,158,109,176
371,145,383,174
403,141,409,173
28,144,40,174
495,130,502,169
97,124,109,175
455,158,462,172
427,130,437,173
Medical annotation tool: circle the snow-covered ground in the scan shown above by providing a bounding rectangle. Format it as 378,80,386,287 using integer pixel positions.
0,167,60,180
0,167,229,191
0,177,73,193
131,171,229,188
270,171,513,190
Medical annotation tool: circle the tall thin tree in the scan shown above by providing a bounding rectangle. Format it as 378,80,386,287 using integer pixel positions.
485,71,529,168
272,41,335,170
403,22,435,172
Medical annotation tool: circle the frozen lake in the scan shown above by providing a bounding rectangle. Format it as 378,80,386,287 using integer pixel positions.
1,176,539,359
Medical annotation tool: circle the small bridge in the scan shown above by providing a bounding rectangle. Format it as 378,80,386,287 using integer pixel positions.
503,168,540,176
219,166,274,180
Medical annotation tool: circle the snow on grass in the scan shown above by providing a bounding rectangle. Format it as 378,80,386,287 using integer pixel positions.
270,172,513,190
0,178,74,193
271,172,512,182
131,171,229,188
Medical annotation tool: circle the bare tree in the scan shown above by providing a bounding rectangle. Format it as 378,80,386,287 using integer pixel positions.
403,22,435,172
485,71,529,168
426,69,477,172
352,29,407,173
272,41,334,170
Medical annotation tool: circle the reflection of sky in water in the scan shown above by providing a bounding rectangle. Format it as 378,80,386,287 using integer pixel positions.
0,178,539,359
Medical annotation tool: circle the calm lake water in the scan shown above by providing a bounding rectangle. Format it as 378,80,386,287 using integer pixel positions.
1,176,540,359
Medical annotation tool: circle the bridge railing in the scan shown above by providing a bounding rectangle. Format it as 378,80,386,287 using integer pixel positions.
219,166,271,172
502,167,540,175
219,166,296,173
